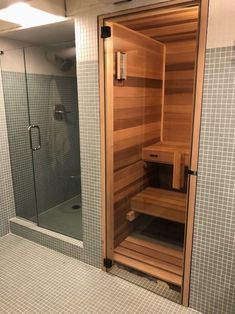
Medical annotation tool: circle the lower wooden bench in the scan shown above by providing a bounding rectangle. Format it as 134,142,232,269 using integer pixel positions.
128,187,187,224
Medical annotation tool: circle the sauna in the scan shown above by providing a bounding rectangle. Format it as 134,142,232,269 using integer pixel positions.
102,0,205,304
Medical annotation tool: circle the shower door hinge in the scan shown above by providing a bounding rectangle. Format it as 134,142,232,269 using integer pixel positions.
188,169,198,176
101,26,111,39
103,258,113,268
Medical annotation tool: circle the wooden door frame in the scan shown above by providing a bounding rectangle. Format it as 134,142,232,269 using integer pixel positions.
98,0,209,306
182,0,209,306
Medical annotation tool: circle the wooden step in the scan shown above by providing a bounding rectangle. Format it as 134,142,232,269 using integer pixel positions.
114,235,183,286
130,187,187,223
124,236,183,266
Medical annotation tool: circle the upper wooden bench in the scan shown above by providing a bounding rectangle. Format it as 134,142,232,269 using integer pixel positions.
142,142,190,189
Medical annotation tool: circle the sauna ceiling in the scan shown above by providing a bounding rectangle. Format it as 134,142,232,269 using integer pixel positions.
117,6,199,42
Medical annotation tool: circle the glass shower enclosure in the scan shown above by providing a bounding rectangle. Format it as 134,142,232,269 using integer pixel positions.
0,21,82,240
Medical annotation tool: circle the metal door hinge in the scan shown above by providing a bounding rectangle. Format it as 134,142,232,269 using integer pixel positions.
103,258,113,268
188,169,197,176
101,26,111,39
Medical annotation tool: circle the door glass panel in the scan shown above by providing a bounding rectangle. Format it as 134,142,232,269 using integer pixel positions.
24,23,82,240
0,47,37,220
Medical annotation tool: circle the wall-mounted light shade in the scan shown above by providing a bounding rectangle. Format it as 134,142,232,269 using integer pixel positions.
0,2,66,28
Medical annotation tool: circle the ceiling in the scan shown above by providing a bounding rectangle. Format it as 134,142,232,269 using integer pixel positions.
0,19,74,45
115,6,199,43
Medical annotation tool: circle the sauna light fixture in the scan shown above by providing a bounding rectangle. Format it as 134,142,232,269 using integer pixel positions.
0,2,66,28
116,51,127,80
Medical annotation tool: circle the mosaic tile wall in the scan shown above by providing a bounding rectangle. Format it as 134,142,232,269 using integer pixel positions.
0,66,16,236
2,71,37,219
75,14,103,267
2,71,81,219
189,46,235,314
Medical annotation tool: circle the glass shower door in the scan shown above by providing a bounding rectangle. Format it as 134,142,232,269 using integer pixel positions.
24,44,82,240
0,47,38,221
0,41,82,240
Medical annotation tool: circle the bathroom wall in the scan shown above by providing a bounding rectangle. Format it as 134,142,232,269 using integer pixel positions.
0,38,81,220
0,61,15,236
0,38,26,235
189,0,235,313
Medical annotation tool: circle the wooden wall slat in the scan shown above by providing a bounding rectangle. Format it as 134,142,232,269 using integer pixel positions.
140,22,198,38
163,39,197,143
153,33,197,43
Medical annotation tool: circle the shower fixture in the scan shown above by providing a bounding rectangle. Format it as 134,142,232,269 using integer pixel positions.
54,104,71,120
60,59,74,72
46,47,76,72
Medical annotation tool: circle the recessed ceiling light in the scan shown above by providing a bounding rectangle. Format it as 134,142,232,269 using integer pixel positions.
0,2,66,28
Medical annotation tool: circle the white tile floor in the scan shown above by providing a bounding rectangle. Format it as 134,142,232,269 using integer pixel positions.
0,234,200,314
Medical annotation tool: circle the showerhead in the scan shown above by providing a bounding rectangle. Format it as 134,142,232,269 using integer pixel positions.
46,46,76,72
60,59,75,72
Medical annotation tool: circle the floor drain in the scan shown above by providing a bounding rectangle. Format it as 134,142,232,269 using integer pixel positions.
72,205,80,210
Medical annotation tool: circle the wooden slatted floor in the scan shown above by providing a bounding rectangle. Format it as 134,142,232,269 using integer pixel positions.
114,235,183,287
130,187,187,223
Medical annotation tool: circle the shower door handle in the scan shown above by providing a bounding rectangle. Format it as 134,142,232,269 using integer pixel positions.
28,125,41,151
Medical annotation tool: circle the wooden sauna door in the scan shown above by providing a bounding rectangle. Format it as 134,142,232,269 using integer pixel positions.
104,22,165,259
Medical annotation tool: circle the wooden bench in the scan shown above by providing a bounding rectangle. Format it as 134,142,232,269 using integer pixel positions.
128,187,187,224
142,142,190,189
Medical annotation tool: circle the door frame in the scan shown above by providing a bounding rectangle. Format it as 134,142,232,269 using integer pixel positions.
98,0,209,306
